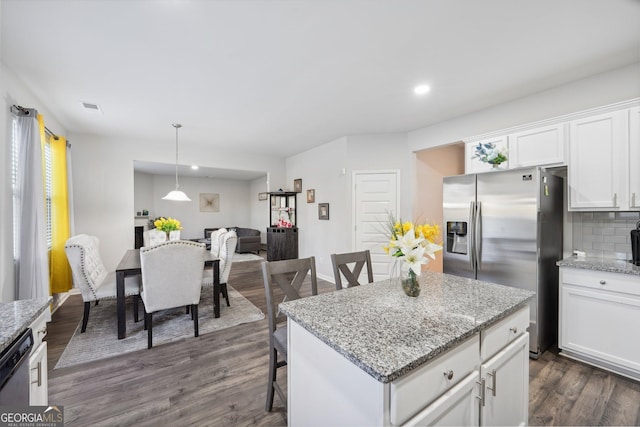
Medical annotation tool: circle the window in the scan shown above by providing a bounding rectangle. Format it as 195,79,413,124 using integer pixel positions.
11,118,54,259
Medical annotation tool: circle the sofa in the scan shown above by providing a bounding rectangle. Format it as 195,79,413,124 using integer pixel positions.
204,227,262,254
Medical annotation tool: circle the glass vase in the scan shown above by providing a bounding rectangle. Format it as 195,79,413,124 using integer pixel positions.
393,260,420,297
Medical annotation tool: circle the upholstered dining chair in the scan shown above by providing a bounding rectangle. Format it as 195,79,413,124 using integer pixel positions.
139,240,206,349
262,256,318,411
331,249,374,290
202,230,237,307
208,228,228,258
65,234,141,333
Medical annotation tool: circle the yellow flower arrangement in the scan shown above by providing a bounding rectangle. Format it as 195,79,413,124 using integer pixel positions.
153,217,182,232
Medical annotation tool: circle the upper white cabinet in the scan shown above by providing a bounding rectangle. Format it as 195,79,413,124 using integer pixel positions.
568,109,633,210
508,124,565,168
465,137,509,174
629,106,640,209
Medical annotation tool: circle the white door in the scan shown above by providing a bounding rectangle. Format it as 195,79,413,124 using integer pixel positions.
353,171,399,281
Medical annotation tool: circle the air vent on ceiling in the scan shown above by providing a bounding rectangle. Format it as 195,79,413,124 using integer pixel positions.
80,101,103,114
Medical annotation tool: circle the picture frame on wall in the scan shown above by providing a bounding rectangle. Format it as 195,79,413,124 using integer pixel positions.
293,178,302,193
318,203,329,220
306,189,315,203
258,192,268,201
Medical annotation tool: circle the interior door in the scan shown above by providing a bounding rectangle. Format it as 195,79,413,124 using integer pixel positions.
353,171,399,281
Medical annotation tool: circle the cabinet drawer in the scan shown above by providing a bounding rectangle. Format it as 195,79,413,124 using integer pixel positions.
390,334,479,426
481,306,529,361
29,308,50,352
561,267,640,296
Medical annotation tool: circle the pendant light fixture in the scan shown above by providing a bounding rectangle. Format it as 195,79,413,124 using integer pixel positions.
162,123,191,201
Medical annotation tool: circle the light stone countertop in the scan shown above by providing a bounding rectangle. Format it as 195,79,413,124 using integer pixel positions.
557,256,640,276
0,297,51,354
279,271,534,383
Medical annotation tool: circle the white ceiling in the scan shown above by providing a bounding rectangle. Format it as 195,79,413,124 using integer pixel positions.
2,0,639,160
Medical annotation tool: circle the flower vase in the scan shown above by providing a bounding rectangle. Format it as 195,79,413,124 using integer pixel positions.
394,261,420,297
168,230,180,241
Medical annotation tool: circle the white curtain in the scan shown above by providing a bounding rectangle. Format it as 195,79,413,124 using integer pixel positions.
14,111,49,299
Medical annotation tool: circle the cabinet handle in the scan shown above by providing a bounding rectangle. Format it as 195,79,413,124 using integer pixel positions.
509,327,518,334
613,193,617,207
443,370,454,380
599,280,606,285
38,327,47,337
486,369,497,396
476,378,486,407
31,361,42,387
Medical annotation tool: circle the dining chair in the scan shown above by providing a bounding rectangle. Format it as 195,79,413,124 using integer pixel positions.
139,240,206,349
209,228,228,258
202,230,237,307
262,256,318,411
65,234,141,333
330,249,374,290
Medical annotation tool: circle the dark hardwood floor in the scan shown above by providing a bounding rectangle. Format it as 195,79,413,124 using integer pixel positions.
46,259,640,426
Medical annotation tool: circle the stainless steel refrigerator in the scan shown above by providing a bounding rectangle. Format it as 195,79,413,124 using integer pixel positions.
443,166,563,358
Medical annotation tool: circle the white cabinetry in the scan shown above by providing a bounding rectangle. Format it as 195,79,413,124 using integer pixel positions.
559,267,640,380
508,124,565,168
629,106,640,209
465,137,508,174
568,110,632,210
28,308,50,405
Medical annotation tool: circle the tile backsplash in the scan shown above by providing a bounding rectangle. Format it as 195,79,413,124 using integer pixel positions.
572,211,640,260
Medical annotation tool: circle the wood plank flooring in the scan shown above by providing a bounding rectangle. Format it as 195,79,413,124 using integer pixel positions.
46,258,640,426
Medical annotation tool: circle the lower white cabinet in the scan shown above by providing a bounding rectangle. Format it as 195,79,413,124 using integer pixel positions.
559,267,640,380
480,333,529,427
29,341,48,405
28,308,50,405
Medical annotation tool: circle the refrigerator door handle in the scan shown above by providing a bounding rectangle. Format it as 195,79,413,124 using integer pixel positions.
469,201,476,270
475,201,483,271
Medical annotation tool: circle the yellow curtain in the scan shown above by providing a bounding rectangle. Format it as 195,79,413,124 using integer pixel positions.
39,115,73,293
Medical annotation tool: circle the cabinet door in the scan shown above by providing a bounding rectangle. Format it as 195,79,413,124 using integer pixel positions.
29,341,48,406
508,124,565,168
560,285,640,374
568,110,628,210
404,371,480,427
629,106,640,210
480,333,529,427
465,137,508,174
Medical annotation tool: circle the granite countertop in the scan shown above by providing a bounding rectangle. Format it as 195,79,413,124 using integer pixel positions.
557,256,640,276
279,271,534,383
0,297,52,354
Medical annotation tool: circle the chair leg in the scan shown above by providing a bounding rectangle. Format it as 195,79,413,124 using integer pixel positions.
186,305,190,315
266,348,277,412
133,295,139,323
193,304,199,337
81,302,91,333
146,312,153,349
221,283,230,307
95,300,99,306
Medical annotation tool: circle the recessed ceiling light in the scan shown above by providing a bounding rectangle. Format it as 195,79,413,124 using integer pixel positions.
191,165,199,170
413,84,431,95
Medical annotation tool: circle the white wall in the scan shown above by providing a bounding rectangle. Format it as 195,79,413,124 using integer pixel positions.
408,63,640,150
70,132,285,271
249,175,270,243
286,133,410,281
1,64,67,302
134,172,254,240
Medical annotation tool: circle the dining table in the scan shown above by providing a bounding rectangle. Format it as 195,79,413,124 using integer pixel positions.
115,248,220,339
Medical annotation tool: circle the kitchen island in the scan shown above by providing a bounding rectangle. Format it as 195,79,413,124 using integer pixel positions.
279,271,534,426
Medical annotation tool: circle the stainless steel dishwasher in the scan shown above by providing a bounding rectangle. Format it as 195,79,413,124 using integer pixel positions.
0,328,34,405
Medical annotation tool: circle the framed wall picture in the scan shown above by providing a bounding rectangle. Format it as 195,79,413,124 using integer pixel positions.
318,203,329,220
199,193,220,212
306,189,315,203
293,178,302,193
258,192,268,201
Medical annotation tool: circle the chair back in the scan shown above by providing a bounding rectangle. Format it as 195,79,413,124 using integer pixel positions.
209,228,228,257
331,250,374,289
219,230,238,283
262,257,318,333
140,240,206,313
65,234,108,302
